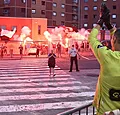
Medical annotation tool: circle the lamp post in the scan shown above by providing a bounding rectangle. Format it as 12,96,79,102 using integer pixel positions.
15,0,16,17
25,0,27,17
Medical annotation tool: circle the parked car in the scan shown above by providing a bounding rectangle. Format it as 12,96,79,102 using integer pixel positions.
28,47,36,55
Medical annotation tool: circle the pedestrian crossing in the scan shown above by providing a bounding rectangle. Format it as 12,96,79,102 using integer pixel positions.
0,58,94,115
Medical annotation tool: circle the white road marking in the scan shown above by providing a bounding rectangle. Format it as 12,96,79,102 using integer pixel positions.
0,86,90,93
0,81,81,87
0,92,95,101
0,100,93,112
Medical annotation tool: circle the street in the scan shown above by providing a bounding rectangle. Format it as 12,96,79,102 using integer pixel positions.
0,55,99,115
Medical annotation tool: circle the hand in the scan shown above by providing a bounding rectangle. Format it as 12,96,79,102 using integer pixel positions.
100,3,113,30
97,3,110,27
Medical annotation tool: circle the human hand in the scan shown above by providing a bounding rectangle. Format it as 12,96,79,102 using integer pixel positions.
97,3,110,27
100,3,113,30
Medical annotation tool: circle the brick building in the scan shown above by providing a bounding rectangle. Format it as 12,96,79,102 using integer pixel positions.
0,0,119,29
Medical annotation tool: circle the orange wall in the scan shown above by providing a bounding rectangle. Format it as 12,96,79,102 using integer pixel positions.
0,17,47,54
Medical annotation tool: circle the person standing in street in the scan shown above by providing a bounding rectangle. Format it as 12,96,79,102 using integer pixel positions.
57,42,62,58
88,3,120,115
19,44,23,59
48,50,56,78
0,44,4,58
69,45,80,72
36,44,40,58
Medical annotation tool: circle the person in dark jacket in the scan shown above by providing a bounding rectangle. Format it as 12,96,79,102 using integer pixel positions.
48,50,56,77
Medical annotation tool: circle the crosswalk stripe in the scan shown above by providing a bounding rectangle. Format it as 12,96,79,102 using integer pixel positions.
0,81,82,87
0,74,71,79
0,86,90,93
0,92,95,101
0,100,93,113
0,77,76,83
0,59,94,114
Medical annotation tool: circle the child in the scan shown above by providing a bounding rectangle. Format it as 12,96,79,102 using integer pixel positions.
48,50,56,77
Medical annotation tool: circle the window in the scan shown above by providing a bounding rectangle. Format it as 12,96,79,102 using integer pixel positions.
113,5,116,9
61,21,65,25
84,6,88,11
53,20,56,26
53,11,57,16
72,14,78,20
11,26,17,31
21,8,25,13
21,0,26,3
72,6,78,12
3,8,9,14
61,12,65,17
93,24,97,27
93,6,97,10
113,23,116,27
0,25,6,30
32,0,36,4
84,23,88,27
93,14,97,19
73,0,78,4
4,0,10,4
41,10,45,15
84,15,88,19
42,1,45,5
53,3,57,7
32,9,36,14
38,25,41,34
84,0,88,2
112,14,117,19
61,4,65,8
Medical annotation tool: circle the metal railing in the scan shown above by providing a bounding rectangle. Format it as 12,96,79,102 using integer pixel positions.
57,102,95,115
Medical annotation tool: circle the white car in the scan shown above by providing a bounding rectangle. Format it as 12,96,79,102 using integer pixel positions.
28,48,36,55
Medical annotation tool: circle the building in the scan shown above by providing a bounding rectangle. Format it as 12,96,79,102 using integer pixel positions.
0,0,79,29
0,0,119,29
0,17,47,54
79,0,120,29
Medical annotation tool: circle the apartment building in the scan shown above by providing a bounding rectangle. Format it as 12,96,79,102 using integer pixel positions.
0,0,79,28
0,0,119,29
80,0,120,29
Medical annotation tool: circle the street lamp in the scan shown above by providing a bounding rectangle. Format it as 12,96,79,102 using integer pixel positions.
25,0,27,17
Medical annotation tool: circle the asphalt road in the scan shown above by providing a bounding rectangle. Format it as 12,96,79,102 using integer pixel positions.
0,56,99,115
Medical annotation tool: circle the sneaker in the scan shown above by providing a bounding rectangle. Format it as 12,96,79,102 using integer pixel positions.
69,71,72,72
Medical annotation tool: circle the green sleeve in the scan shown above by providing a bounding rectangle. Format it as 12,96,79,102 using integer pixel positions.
88,28,109,64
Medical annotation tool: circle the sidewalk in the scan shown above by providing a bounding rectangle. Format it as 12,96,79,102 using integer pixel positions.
0,51,94,60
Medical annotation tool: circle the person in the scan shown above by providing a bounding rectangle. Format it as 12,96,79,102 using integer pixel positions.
9,48,13,58
3,45,7,56
48,50,56,77
36,44,40,57
19,44,23,59
68,45,80,72
88,3,120,115
24,44,27,55
57,42,61,58
0,44,4,58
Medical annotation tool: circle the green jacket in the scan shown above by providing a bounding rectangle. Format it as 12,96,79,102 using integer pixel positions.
88,28,120,115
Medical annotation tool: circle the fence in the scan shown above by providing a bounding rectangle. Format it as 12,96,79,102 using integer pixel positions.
57,102,95,115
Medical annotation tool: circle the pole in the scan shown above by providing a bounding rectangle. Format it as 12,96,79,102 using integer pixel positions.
15,0,16,17
25,0,27,17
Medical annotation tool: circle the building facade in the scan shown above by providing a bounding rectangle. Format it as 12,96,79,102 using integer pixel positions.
79,0,120,29
0,0,79,29
0,0,120,29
